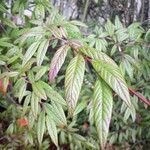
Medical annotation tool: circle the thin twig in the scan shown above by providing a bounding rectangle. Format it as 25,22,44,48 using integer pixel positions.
129,87,150,106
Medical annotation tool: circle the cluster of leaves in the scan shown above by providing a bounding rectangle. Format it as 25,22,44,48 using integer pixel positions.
0,0,150,149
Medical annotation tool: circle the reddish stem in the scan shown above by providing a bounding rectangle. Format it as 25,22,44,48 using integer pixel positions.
85,56,92,62
129,87,150,106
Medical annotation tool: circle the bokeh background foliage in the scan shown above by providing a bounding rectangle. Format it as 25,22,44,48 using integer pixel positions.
0,0,150,149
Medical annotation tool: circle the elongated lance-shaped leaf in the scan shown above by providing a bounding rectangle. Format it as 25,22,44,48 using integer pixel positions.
65,54,85,116
37,111,45,145
32,81,47,100
39,81,66,106
92,60,131,107
46,115,58,147
22,41,41,66
49,45,70,82
79,46,118,67
31,92,40,118
37,39,49,66
93,79,113,149
44,102,67,127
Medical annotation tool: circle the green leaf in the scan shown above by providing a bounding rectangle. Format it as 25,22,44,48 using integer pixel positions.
37,39,49,66
44,102,67,127
92,59,132,107
116,28,128,42
145,29,150,43
0,71,19,79
49,45,69,82
37,111,45,145
46,115,58,147
35,4,45,19
105,19,115,36
70,20,88,27
0,60,6,65
93,79,113,149
65,54,85,116
73,100,87,116
31,92,40,117
22,41,41,66
18,82,27,103
115,16,123,29
28,111,35,129
0,3,7,12
28,70,35,83
0,40,14,47
23,94,31,114
32,81,47,100
2,18,17,28
79,46,118,67
35,66,47,81
40,81,66,106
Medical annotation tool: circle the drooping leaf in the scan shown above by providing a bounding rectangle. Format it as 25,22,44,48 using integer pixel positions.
65,54,85,116
92,59,131,107
37,111,45,145
22,41,41,66
37,39,49,66
31,92,40,117
32,81,47,100
44,102,67,127
46,115,58,147
40,81,66,106
93,79,113,149
49,45,70,82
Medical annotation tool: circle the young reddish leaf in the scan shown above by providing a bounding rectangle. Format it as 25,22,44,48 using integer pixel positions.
17,118,28,127
49,45,69,82
0,78,9,95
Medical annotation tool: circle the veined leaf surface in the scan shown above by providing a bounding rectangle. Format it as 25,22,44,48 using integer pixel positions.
37,111,45,145
65,54,85,115
32,81,47,100
92,59,131,107
49,45,69,82
22,41,41,66
37,39,49,66
46,115,58,147
93,79,113,149
79,46,117,67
